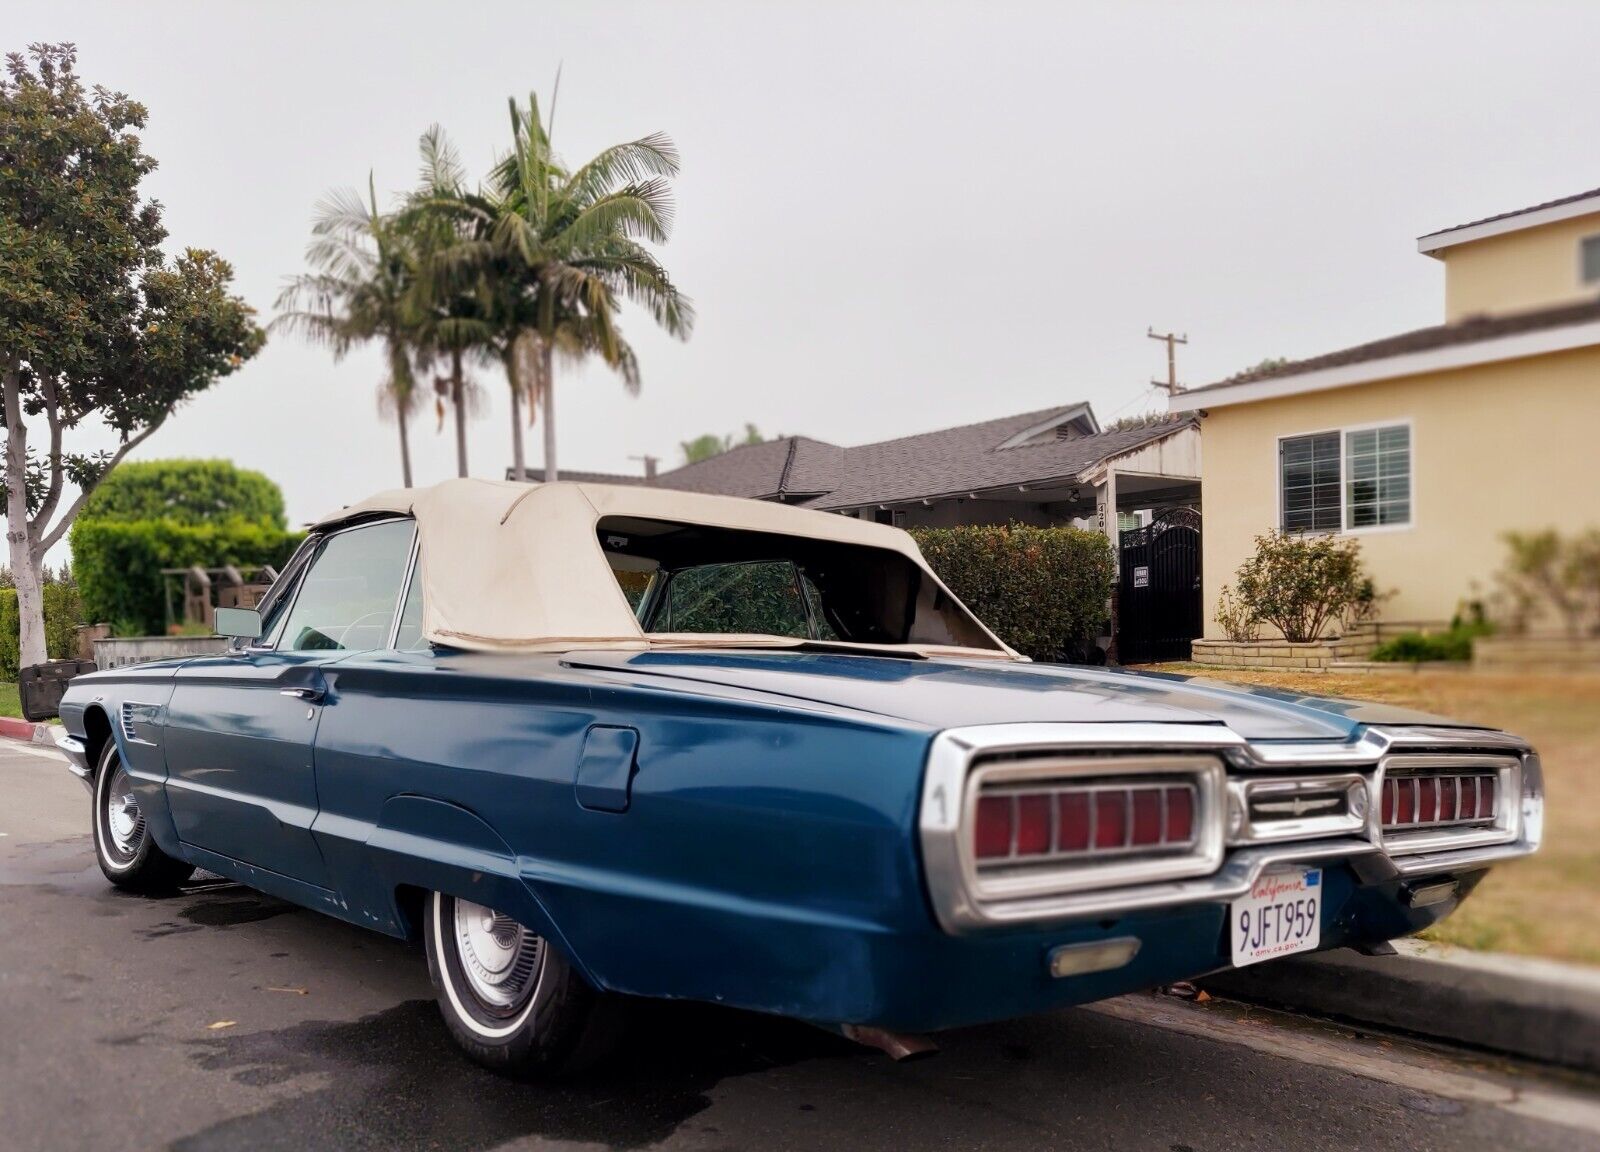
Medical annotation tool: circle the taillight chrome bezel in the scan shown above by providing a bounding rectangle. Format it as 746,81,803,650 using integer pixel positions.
960,754,1227,903
1374,753,1521,855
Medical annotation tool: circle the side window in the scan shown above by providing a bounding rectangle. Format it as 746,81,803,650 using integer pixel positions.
1279,431,1341,534
655,561,811,638
393,558,427,651
275,520,415,652
1583,235,1600,285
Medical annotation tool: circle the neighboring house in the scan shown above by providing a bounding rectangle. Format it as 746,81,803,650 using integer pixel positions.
1172,187,1600,636
513,403,1201,544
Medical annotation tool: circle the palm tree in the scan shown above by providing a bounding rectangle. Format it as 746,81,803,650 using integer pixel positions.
407,127,495,478
418,92,694,481
274,178,424,486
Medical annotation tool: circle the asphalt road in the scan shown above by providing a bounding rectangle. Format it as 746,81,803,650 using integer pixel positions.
2,739,1597,1152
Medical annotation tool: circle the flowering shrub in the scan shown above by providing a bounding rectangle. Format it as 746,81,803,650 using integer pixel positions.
1227,531,1371,643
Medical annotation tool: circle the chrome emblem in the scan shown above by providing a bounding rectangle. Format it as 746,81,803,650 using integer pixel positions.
1254,796,1342,818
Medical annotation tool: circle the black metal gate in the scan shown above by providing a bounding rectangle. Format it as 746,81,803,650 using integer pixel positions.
1116,507,1202,665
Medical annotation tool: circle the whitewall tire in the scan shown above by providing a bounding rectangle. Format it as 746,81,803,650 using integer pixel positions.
91,740,194,893
423,890,620,1076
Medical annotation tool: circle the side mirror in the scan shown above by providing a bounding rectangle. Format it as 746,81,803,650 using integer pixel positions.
214,607,263,640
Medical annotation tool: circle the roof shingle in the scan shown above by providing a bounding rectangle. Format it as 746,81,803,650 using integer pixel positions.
1194,296,1600,393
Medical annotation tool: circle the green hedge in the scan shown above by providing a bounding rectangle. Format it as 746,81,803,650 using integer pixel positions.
79,459,287,529
70,518,306,637
1372,620,1493,663
0,583,85,678
911,524,1114,662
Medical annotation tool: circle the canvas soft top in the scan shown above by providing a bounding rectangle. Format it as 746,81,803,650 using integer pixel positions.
313,478,1017,658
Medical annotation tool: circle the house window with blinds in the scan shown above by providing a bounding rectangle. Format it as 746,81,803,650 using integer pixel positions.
1344,424,1411,528
1279,432,1341,533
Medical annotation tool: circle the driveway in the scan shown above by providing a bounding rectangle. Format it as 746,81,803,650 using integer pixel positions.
1,740,1596,1151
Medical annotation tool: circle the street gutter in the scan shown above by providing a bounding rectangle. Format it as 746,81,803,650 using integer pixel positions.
1200,937,1600,1074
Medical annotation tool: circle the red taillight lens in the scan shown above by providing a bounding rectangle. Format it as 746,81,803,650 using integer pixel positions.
1131,789,1162,845
1165,786,1193,842
974,795,1012,859
974,781,1201,864
1015,795,1052,856
1093,791,1127,850
1382,772,1498,831
1057,792,1090,852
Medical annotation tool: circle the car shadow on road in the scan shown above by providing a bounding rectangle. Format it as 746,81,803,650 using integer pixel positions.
178,993,859,1151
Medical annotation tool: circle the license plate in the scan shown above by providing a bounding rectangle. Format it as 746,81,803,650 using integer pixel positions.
1230,867,1322,967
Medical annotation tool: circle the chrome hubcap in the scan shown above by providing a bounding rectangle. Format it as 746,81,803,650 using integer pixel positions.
452,899,542,1011
105,766,145,857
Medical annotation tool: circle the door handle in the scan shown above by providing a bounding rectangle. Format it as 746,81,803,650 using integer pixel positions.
279,686,325,703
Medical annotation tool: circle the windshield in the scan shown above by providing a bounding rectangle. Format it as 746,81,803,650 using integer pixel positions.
596,515,1001,651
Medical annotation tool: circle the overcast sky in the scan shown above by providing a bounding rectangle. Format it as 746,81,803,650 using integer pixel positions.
10,1,1600,538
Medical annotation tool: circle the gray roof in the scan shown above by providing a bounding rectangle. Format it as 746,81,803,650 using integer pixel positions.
1194,296,1600,393
1419,186,1600,242
633,405,1192,509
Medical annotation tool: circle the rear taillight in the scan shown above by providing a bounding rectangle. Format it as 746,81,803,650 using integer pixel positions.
1382,772,1497,831
974,782,1199,864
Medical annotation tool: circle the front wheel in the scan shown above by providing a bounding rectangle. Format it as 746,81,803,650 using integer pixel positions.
92,741,194,893
423,890,620,1076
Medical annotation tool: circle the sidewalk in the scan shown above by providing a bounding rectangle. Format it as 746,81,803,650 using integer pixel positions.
1201,938,1600,1074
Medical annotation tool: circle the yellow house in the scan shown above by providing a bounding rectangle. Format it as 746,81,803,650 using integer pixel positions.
1171,188,1600,637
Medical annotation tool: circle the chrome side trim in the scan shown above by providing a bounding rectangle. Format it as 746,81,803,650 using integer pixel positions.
918,722,1544,933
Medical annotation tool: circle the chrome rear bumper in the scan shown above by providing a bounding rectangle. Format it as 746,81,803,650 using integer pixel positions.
919,723,1544,932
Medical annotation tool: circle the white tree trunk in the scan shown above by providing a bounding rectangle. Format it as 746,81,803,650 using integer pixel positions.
541,342,557,483
3,361,47,667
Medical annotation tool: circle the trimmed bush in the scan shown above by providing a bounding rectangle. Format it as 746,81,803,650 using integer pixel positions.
910,524,1113,662
70,518,305,637
0,583,84,678
0,590,16,679
79,459,287,529
1226,531,1371,643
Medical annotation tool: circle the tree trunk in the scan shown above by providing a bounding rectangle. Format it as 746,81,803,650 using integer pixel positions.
508,354,527,482
540,340,557,483
451,349,468,479
3,360,47,667
396,397,414,488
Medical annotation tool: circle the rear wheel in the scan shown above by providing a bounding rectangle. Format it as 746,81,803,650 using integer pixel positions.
92,741,194,893
424,890,619,1076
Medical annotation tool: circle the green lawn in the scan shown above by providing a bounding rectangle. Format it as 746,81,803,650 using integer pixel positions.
1146,663,1600,965
0,681,19,719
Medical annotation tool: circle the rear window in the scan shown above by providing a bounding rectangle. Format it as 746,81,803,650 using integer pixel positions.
596,516,998,650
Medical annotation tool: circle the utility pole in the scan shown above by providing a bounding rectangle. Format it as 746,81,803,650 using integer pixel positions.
1147,327,1188,395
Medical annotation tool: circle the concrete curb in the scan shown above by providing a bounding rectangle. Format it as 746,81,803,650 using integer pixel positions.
1199,938,1600,1074
0,717,51,744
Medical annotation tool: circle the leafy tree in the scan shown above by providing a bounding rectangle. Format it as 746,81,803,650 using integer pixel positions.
419,91,693,481
1,44,264,666
680,423,766,464
274,177,425,487
80,459,286,528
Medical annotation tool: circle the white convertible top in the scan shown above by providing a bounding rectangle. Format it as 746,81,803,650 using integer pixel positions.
313,478,1017,658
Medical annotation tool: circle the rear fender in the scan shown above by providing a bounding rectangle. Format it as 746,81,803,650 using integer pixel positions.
363,795,593,982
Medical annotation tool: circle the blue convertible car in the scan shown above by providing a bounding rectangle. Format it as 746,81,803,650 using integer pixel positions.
55,479,1544,1075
